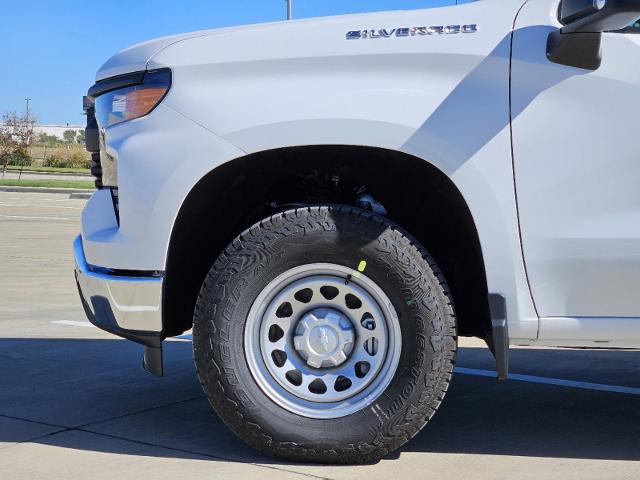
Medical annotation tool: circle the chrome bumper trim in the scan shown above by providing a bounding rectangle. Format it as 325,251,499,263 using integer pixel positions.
74,235,163,334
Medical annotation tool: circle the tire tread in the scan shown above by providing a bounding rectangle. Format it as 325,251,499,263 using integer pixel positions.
193,205,457,464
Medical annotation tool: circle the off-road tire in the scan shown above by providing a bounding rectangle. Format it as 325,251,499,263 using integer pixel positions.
193,206,457,464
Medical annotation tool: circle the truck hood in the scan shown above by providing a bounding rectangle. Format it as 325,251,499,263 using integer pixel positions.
95,2,489,81
96,30,219,81
97,18,335,81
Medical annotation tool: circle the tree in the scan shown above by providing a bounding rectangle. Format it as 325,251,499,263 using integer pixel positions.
63,129,77,144
37,132,62,146
0,128,12,166
76,129,85,144
1,111,35,170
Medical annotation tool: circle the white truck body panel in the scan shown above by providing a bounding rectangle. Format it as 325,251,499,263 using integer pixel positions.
80,0,640,348
512,0,640,344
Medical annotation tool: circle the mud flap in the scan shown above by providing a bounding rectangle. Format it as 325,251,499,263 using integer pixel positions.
487,293,509,380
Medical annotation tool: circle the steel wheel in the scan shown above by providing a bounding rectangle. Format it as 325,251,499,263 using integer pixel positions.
194,206,458,463
244,263,401,419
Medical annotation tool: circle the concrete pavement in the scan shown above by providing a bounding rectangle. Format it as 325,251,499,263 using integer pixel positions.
1,191,639,480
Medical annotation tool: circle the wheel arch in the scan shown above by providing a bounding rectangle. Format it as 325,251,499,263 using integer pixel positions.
163,144,491,341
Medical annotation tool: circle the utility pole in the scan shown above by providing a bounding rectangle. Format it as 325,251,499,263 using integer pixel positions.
22,98,32,181
286,0,292,20
25,98,31,122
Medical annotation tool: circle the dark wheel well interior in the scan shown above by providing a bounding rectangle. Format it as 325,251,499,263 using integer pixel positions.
163,146,490,339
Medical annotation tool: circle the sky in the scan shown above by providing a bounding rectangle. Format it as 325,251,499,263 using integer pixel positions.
0,0,465,125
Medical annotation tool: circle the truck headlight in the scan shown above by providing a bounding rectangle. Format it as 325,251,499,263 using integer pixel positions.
92,69,171,129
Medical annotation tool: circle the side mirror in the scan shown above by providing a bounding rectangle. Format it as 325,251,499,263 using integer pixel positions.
547,0,640,70
559,0,607,26
561,0,640,33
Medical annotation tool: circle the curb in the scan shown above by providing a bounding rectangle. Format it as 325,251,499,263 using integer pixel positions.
0,186,94,198
69,192,93,199
3,169,92,178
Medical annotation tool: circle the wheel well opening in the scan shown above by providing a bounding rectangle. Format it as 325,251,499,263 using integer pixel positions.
164,146,490,339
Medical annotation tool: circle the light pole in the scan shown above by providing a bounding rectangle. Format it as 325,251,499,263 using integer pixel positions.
25,98,31,122
286,0,292,20
20,98,33,181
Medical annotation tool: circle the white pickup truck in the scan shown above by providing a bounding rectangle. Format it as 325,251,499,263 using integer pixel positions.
75,0,640,463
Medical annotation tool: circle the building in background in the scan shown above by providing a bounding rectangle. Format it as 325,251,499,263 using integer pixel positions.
32,124,84,141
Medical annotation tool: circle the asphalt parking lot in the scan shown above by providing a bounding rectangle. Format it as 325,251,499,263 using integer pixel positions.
1,191,639,480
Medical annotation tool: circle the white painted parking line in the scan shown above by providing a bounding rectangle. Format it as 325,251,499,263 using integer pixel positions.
167,333,193,343
0,196,82,203
455,367,640,396
51,320,95,328
0,214,75,221
0,202,82,210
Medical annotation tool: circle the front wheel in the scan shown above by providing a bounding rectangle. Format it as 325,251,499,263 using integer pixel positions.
193,206,457,463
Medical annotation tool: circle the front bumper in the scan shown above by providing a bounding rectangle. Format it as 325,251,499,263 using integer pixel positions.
74,235,163,348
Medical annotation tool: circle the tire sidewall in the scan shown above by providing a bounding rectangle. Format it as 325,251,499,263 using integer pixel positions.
193,207,456,459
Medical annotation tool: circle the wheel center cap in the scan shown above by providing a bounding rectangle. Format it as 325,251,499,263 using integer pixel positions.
310,326,338,354
294,308,355,368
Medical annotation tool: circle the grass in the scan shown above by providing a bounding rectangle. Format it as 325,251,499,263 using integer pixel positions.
4,165,91,175
0,179,95,190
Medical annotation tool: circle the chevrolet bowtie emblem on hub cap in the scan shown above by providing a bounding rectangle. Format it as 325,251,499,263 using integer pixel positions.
316,328,332,353
346,24,478,40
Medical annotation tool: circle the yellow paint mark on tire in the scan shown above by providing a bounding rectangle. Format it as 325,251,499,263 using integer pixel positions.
357,260,367,273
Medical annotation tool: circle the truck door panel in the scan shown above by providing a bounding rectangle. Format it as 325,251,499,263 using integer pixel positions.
511,0,640,339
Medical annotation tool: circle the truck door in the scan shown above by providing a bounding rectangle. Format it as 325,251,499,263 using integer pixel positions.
510,0,640,344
